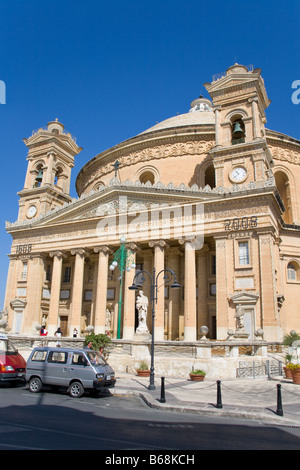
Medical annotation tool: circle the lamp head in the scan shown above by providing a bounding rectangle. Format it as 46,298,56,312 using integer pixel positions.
128,283,139,291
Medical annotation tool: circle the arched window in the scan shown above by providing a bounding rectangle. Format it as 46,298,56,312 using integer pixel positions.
139,171,155,185
34,164,43,187
204,164,216,188
287,261,300,282
274,171,293,224
231,118,245,145
94,182,105,191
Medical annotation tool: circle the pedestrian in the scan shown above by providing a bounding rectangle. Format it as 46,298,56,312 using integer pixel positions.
73,328,78,338
99,346,105,358
40,325,48,336
84,341,93,350
54,327,62,347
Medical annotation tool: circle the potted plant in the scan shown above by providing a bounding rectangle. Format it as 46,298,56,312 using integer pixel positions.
189,369,206,382
136,360,150,377
286,363,300,384
283,354,293,379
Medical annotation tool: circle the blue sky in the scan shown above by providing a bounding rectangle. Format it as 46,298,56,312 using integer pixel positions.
0,0,299,308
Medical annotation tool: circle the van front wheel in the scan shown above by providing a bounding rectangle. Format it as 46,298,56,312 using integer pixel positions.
28,377,42,393
69,381,84,398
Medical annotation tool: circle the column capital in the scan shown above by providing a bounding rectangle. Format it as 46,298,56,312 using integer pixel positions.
49,250,67,259
149,239,169,249
166,246,183,257
70,248,90,257
125,242,140,253
178,237,197,247
94,245,112,255
197,243,210,255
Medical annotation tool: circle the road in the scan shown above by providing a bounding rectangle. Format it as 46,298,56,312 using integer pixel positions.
0,383,300,453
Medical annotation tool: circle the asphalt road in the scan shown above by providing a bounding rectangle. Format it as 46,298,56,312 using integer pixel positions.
0,383,300,453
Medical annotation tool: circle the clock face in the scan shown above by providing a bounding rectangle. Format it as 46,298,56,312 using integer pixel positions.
231,166,247,183
27,205,37,218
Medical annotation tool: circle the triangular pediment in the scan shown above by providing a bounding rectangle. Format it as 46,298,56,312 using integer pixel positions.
207,75,256,93
24,130,80,156
230,291,259,305
9,178,222,230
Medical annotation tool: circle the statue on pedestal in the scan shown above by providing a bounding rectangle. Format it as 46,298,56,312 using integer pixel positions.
233,303,249,339
135,290,149,335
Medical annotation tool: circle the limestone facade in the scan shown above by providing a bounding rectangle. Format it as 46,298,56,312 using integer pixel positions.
4,64,300,342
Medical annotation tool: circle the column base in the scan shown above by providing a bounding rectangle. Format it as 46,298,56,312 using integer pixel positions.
184,327,197,342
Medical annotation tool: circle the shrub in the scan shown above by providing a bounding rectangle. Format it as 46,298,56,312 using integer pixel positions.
84,333,112,351
283,331,300,346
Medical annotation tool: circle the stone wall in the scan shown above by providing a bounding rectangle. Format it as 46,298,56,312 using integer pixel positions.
8,334,283,380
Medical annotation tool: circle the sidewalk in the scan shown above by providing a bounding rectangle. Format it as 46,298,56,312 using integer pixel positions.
112,372,300,426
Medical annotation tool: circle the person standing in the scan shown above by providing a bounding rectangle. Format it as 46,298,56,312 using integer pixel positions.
54,327,62,347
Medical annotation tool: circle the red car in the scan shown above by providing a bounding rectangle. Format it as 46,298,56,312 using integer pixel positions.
0,333,26,384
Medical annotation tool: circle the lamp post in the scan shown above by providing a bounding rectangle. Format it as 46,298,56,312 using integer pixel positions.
109,236,136,339
129,267,181,390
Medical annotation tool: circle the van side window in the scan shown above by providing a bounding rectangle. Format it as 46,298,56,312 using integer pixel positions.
31,350,47,362
47,351,68,364
71,353,87,366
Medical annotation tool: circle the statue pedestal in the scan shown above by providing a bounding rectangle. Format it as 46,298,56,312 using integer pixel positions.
233,329,249,340
133,332,151,341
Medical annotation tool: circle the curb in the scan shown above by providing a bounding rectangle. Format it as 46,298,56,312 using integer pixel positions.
112,386,300,427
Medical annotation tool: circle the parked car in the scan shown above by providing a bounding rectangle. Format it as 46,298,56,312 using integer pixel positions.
26,346,116,398
0,333,26,384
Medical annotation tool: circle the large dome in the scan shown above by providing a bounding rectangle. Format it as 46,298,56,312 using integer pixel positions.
140,97,215,135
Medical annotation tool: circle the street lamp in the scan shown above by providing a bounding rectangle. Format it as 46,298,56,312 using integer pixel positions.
109,236,136,339
129,267,181,390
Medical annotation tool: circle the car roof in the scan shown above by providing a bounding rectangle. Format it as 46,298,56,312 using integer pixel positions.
31,346,92,353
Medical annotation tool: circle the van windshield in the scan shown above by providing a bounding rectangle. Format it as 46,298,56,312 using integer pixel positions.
86,351,106,366
0,339,18,355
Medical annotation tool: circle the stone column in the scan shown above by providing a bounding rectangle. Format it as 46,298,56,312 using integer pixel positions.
44,151,56,186
179,238,197,341
140,249,153,333
70,249,88,336
149,240,168,341
258,232,278,340
23,254,46,334
93,246,111,334
213,106,222,147
197,244,210,333
166,247,182,340
48,251,66,335
4,256,18,331
249,97,260,139
123,243,139,339
215,237,228,339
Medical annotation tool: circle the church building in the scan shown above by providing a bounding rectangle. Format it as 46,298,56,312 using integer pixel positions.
4,64,300,342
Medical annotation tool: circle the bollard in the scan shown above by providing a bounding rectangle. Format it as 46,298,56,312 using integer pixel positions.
276,383,283,416
216,380,223,409
160,376,166,403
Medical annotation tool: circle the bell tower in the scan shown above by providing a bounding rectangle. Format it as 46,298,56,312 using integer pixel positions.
17,119,82,222
204,64,274,188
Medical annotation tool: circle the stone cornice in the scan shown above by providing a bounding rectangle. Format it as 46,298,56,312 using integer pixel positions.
6,176,279,233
